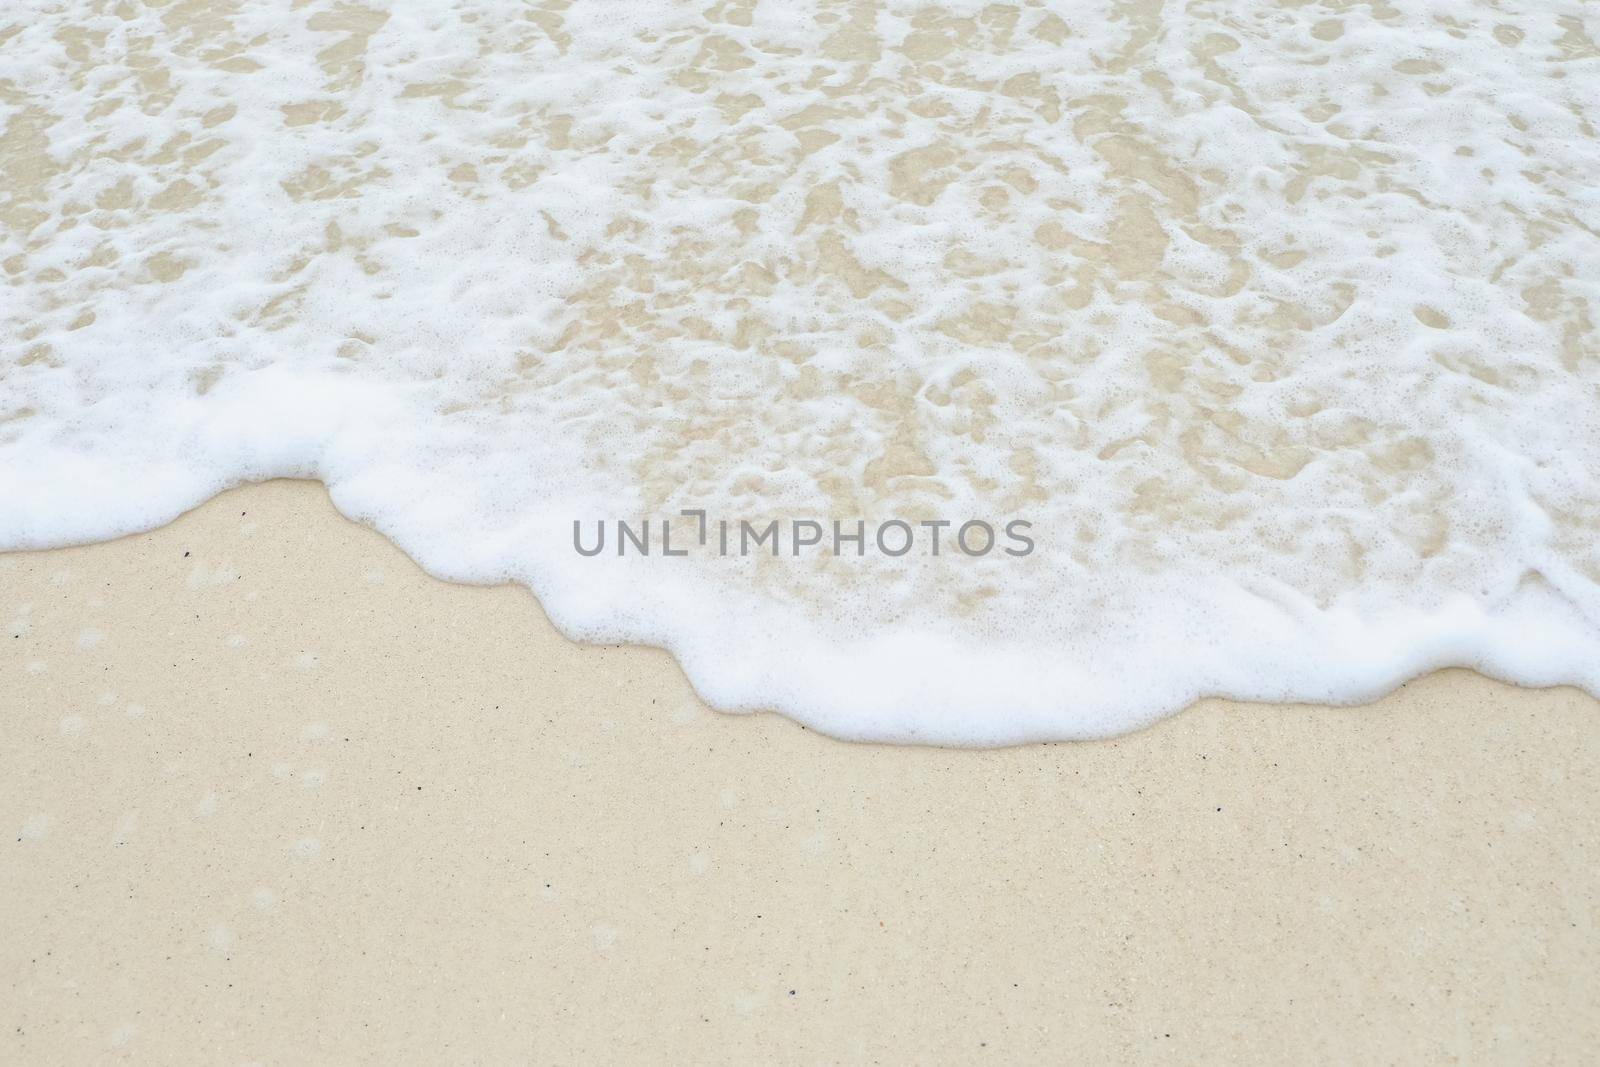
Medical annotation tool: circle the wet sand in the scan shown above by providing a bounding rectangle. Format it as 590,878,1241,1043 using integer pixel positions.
3,479,1596,1063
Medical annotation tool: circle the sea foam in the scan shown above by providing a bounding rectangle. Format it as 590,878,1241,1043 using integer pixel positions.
3,0,1599,742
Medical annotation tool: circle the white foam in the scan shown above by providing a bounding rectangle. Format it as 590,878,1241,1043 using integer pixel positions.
3,0,1599,743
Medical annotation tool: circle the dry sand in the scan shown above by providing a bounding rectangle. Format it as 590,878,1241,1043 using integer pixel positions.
2,479,1597,1063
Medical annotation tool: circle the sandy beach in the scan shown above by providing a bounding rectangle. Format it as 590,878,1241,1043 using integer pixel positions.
6,0,1600,1059
4,479,1596,1063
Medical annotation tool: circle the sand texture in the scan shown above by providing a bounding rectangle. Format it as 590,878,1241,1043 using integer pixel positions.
3,480,1597,1063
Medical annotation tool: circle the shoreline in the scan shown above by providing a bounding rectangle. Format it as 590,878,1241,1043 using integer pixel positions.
4,478,1597,1061
15,475,1596,747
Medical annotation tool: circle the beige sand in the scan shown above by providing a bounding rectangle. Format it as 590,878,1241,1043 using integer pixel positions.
2,479,1596,1064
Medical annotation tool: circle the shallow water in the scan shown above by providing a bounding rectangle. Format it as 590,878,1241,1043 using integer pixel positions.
3,0,1599,742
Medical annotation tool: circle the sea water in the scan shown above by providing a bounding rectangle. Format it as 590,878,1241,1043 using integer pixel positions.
3,0,1598,742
